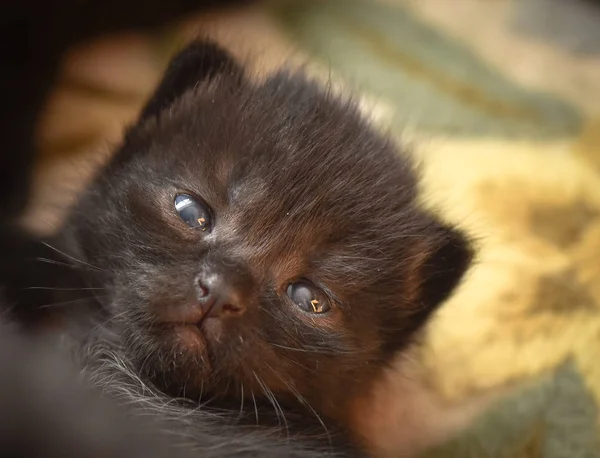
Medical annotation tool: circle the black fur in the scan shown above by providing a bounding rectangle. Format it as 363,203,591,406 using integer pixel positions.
139,41,245,121
0,3,472,456
48,39,471,451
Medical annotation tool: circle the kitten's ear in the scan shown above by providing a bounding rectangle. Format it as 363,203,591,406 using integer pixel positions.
407,222,473,313
138,40,244,121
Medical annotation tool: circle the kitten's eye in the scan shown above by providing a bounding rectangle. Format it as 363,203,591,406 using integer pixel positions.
286,282,331,314
174,193,212,231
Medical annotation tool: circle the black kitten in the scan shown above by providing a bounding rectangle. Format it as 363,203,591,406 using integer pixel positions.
47,40,472,454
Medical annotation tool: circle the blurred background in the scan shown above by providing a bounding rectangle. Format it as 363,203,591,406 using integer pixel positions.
25,1,600,456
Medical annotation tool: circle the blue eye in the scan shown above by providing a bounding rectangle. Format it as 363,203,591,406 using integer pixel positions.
174,193,212,231
286,282,331,314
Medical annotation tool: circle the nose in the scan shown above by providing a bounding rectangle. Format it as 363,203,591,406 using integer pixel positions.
195,271,247,318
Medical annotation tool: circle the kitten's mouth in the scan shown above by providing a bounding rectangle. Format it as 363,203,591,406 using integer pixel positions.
156,302,213,349
157,299,226,356
174,323,207,350
158,301,209,327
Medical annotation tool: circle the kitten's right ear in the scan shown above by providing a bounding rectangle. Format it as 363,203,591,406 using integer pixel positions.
138,40,244,121
403,221,473,323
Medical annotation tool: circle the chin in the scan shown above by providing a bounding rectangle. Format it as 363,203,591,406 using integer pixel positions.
127,326,210,397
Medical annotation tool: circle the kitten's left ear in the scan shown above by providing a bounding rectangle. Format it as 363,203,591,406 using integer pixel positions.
138,40,244,121
407,222,473,313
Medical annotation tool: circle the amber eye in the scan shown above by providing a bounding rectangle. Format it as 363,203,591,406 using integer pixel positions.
286,282,331,314
174,193,212,231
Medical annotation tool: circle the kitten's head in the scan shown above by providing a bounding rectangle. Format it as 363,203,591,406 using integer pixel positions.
69,41,471,423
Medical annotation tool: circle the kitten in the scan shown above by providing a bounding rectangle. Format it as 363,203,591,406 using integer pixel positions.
41,39,472,455
2,1,365,454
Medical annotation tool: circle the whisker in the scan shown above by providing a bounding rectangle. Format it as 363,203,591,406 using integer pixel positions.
253,371,289,437
39,217,58,230
239,382,245,418
138,349,156,384
41,241,105,272
198,379,206,405
251,390,259,424
253,374,279,426
23,286,106,292
38,295,108,310
270,342,363,356
34,257,82,269
280,354,317,375
87,309,129,337
265,362,331,443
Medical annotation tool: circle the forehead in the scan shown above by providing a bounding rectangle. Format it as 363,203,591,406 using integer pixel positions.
151,74,409,200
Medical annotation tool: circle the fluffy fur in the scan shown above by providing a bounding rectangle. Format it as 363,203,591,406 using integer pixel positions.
40,40,472,454
0,3,472,455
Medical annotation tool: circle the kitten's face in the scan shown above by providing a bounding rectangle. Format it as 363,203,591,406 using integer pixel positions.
69,43,470,422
